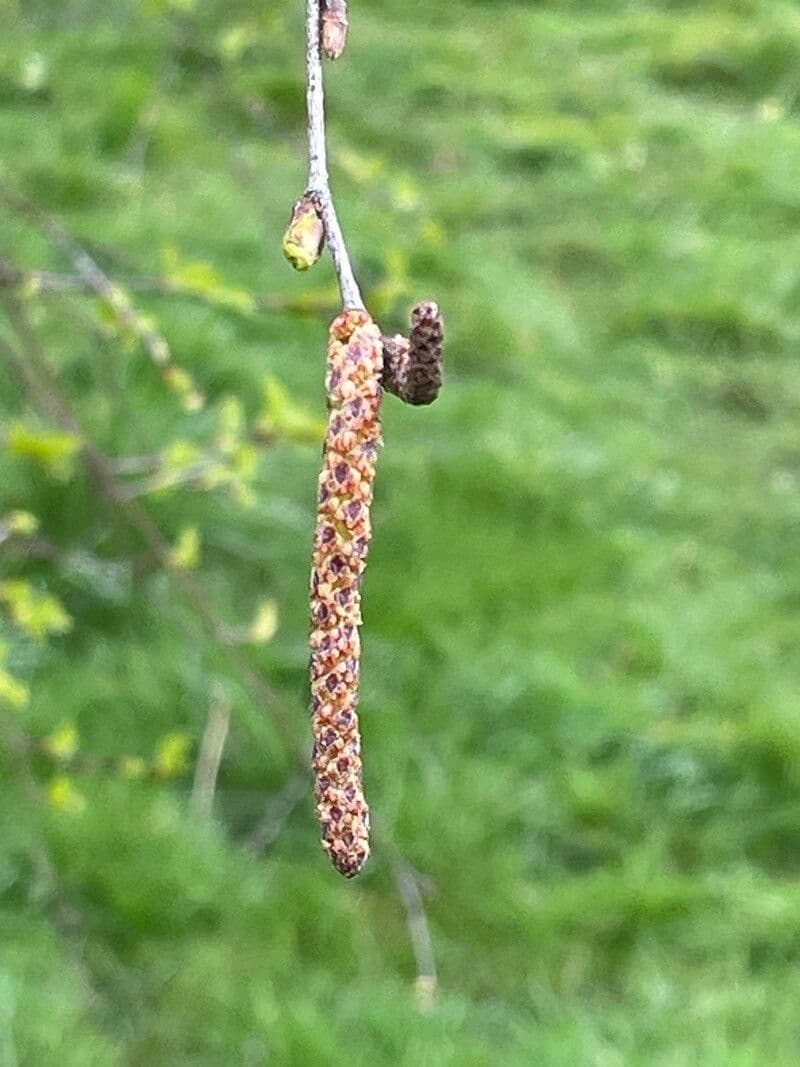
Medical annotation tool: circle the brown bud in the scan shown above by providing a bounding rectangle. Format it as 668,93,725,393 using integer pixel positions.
382,302,444,406
282,196,325,271
321,0,349,61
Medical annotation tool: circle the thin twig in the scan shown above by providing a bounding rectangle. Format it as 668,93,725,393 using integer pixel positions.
246,772,308,853
190,682,231,818
121,458,221,500
0,185,171,366
391,858,439,1011
0,257,330,317
305,0,363,309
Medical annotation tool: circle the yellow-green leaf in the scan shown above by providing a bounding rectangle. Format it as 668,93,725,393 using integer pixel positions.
258,376,326,446
216,396,245,454
163,366,205,413
0,510,39,544
168,526,200,571
0,668,29,711
7,423,80,479
43,723,79,761
0,580,72,641
162,245,256,313
247,599,279,644
154,731,190,778
47,776,86,814
119,756,148,780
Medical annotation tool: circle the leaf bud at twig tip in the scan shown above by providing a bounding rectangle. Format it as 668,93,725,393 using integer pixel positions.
321,0,349,61
282,196,325,272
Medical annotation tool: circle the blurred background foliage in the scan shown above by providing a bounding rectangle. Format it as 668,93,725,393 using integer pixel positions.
2,0,800,1062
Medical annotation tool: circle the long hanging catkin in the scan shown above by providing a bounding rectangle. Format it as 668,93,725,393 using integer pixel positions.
309,309,383,877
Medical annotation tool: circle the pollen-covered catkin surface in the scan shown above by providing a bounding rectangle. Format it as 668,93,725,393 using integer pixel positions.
309,310,383,878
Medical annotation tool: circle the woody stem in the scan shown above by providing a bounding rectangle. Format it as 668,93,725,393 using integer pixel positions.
305,0,363,310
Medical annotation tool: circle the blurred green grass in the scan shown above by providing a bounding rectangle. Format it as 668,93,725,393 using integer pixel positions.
2,0,800,1062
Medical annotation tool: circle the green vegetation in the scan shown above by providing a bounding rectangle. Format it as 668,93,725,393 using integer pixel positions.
2,0,800,1062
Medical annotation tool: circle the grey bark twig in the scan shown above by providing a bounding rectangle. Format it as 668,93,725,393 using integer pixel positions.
392,858,439,1011
190,682,231,818
305,0,363,309
247,773,308,853
0,257,332,317
0,184,171,366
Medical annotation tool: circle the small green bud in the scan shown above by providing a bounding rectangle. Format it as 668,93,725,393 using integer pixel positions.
282,196,325,272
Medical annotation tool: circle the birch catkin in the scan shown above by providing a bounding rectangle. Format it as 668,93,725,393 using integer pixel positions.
309,309,383,877
382,301,445,407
